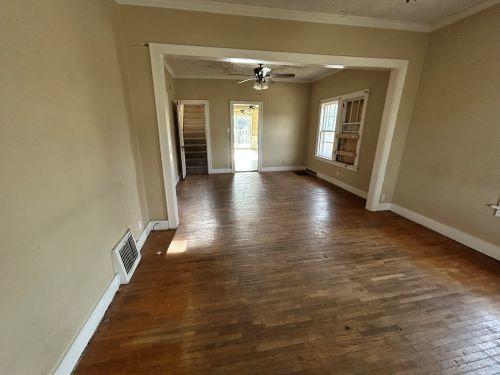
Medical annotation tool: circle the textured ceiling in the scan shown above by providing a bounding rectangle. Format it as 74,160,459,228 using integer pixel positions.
197,0,487,24
164,56,335,81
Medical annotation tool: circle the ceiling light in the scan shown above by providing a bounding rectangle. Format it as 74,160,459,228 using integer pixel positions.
253,81,268,91
325,65,345,69
225,58,262,64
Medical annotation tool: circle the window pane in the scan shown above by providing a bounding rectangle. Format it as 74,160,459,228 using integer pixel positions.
319,142,333,159
317,131,334,159
316,101,338,159
323,131,335,143
234,116,252,148
320,101,338,131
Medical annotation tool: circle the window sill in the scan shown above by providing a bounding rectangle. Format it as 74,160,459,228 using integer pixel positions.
314,156,358,172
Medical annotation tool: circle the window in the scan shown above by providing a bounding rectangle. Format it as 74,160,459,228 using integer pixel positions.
315,90,369,171
234,115,252,148
315,100,339,160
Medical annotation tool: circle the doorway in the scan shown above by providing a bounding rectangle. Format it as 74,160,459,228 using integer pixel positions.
176,100,212,177
230,101,262,172
149,43,408,228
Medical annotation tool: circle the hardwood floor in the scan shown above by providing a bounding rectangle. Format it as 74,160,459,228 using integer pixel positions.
76,172,500,374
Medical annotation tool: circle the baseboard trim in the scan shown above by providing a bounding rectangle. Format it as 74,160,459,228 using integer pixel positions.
136,220,170,251
54,274,120,375
261,166,305,172
211,168,232,174
54,218,171,374
376,202,392,211
149,220,170,231
136,224,150,252
390,204,500,261
316,172,368,199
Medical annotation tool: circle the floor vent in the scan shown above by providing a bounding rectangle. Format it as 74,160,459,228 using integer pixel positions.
112,230,141,284
295,168,317,176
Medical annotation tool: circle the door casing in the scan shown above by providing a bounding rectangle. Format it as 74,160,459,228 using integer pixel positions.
176,99,212,178
230,101,263,173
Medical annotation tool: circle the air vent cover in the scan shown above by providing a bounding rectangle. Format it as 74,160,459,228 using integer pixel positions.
112,230,141,284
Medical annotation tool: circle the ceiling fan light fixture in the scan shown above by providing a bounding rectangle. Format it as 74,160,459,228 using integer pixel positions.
253,81,268,91
325,64,345,69
238,64,294,90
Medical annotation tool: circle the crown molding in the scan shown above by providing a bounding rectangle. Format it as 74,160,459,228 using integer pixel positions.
431,0,500,30
116,0,432,32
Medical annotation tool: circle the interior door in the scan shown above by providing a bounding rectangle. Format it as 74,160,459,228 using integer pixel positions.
176,102,187,179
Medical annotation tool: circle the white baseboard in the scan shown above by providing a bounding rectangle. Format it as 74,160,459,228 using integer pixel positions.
211,168,232,174
261,165,305,172
316,172,367,199
136,220,169,251
149,220,170,231
390,204,500,261
54,218,171,374
376,202,392,211
136,224,151,252
54,274,120,375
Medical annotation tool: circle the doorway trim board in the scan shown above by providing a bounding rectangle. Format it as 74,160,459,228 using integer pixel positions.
230,100,263,173
149,43,409,228
176,99,213,177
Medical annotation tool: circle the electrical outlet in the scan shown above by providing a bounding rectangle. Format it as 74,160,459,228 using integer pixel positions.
381,194,386,202
138,220,143,231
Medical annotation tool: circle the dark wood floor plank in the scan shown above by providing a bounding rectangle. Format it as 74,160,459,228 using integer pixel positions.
75,172,500,374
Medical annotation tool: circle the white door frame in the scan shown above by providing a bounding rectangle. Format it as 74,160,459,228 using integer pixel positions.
230,101,263,173
176,102,186,179
176,99,213,177
149,43,408,228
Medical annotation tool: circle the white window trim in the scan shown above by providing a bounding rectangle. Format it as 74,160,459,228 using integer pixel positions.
314,89,369,172
315,97,340,161
314,156,359,171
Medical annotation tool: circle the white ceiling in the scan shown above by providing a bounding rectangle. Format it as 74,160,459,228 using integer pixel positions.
196,0,487,24
164,56,338,82
116,0,499,31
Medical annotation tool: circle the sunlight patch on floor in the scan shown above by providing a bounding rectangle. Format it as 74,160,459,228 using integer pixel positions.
167,238,187,254
235,148,258,171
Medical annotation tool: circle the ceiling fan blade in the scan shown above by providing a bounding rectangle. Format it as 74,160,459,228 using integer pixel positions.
228,73,254,76
270,73,295,78
237,77,255,84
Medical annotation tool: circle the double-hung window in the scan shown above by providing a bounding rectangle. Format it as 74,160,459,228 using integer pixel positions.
315,100,339,160
315,89,369,171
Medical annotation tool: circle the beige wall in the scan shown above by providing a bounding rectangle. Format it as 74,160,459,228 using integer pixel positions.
121,45,168,219
118,4,429,216
393,5,500,246
305,70,390,192
175,79,310,169
0,0,147,373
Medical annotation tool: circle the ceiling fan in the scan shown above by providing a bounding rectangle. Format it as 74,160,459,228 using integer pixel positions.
233,64,295,90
